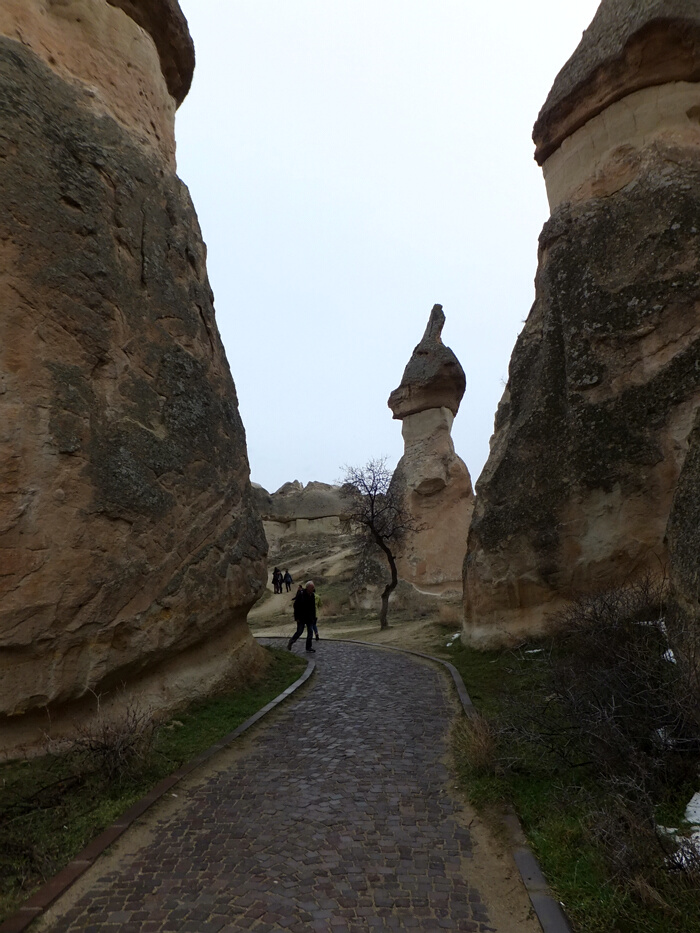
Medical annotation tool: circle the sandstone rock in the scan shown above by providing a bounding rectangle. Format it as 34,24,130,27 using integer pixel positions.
464,1,700,646
106,0,195,104
534,0,700,165
388,305,466,419
0,0,189,166
667,408,700,624
389,307,474,593
0,3,266,755
255,481,352,545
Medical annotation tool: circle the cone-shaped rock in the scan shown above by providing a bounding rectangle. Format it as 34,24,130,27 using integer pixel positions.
388,304,466,419
389,306,473,592
464,0,700,645
0,1,267,755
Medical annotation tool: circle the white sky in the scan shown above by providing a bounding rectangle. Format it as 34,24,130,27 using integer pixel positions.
175,1,601,493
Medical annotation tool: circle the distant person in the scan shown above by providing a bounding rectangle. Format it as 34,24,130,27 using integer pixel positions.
287,581,317,653
272,567,281,594
283,569,293,593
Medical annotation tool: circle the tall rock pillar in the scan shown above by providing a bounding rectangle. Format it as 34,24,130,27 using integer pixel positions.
464,0,700,645
388,305,474,593
0,1,267,754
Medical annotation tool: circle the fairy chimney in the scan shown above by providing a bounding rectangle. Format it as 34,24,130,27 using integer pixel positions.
0,0,267,755
388,305,474,593
464,0,700,645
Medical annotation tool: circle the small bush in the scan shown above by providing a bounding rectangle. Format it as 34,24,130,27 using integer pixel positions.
70,699,156,782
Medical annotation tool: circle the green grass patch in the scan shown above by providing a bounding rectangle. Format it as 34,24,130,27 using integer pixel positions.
443,638,700,933
0,647,306,923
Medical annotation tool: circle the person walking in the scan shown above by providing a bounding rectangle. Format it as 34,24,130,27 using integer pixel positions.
287,581,317,653
283,569,293,593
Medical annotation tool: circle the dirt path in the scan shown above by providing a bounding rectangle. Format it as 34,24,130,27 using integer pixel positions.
38,640,539,933
248,589,294,621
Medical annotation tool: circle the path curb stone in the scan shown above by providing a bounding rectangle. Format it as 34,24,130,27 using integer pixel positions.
338,638,573,933
0,654,316,933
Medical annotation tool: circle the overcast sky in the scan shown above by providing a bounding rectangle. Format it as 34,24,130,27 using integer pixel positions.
175,1,601,493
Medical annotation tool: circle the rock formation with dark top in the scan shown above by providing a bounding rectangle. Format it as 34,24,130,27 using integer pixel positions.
0,1,267,755
389,306,474,593
464,0,700,645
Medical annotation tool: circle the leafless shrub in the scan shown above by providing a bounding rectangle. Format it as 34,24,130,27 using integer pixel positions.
498,577,700,890
70,696,156,782
539,577,700,799
586,789,673,882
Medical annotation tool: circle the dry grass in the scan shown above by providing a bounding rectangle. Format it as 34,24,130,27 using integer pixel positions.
454,713,499,777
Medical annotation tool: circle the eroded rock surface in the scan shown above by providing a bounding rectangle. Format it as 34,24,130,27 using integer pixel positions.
534,0,700,165
464,0,700,645
667,408,700,625
0,2,266,755
389,306,474,593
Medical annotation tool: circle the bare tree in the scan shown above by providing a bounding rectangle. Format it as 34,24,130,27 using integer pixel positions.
342,458,413,629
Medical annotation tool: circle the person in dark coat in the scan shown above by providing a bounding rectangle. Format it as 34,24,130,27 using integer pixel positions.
287,581,317,653
283,569,293,592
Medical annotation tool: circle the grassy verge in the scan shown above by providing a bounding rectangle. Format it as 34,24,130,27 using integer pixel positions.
0,647,306,923
443,638,700,933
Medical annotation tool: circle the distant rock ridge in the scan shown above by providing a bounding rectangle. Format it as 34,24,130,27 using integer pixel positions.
253,481,351,540
388,305,474,593
464,0,700,645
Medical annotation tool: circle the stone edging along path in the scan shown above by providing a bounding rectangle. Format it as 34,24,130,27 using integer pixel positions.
1,638,572,933
0,657,316,933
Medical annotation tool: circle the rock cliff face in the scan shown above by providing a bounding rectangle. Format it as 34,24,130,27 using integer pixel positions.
667,408,700,626
464,0,700,645
0,1,267,754
389,306,474,593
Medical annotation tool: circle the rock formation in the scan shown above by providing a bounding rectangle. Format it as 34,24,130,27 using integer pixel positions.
389,305,474,594
464,0,700,645
253,481,351,542
0,1,267,755
667,408,700,627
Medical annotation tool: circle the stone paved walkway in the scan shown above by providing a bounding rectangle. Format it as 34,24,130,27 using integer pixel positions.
44,641,499,932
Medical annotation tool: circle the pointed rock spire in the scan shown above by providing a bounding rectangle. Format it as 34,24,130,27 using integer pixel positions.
388,305,466,420
534,0,700,164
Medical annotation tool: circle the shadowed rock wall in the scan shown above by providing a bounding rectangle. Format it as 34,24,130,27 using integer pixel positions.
667,408,700,625
0,2,267,754
464,0,700,645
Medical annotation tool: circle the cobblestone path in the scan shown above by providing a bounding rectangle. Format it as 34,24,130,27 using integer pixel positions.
46,641,498,932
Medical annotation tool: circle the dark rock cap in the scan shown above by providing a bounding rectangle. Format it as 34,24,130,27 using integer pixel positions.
534,0,700,165
388,305,466,420
107,0,195,105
